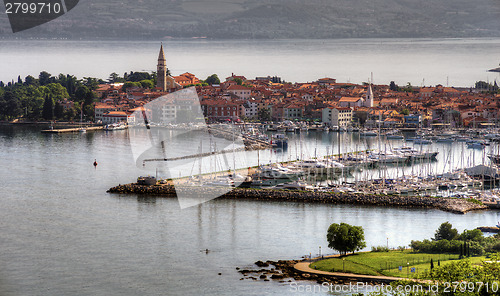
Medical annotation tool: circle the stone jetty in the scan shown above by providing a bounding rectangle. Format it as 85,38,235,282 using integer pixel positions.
477,226,500,233
107,184,488,214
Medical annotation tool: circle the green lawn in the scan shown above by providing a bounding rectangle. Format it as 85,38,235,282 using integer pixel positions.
311,250,485,278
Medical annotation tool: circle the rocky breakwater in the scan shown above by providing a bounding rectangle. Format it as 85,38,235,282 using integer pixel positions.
236,260,350,285
107,184,488,214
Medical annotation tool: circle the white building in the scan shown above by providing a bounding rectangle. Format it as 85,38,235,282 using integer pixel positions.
94,104,120,123
102,111,135,124
364,84,374,108
243,100,259,118
322,107,353,127
226,85,252,99
338,97,364,108
161,104,177,123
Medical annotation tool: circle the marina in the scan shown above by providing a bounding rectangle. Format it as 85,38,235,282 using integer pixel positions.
1,36,500,296
3,122,500,296
119,121,500,207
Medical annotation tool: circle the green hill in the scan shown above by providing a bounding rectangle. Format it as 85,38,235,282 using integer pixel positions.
2,0,500,39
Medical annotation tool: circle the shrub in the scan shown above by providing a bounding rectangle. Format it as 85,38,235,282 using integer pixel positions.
371,246,389,252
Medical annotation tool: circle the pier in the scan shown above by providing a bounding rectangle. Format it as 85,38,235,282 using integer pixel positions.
41,126,103,133
207,125,272,149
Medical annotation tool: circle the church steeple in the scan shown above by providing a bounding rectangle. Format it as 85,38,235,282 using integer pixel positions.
157,44,167,91
158,44,166,61
365,84,374,107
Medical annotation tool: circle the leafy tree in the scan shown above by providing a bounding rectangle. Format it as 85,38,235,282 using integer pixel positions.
122,81,142,91
38,71,52,86
50,74,78,97
126,71,152,82
0,91,21,120
425,257,500,294
205,74,220,85
82,77,101,90
17,75,22,84
54,101,64,119
139,79,154,89
327,223,366,255
46,83,69,100
24,75,38,86
400,108,410,115
151,71,157,86
74,85,95,118
389,81,399,91
75,85,91,103
63,107,77,121
402,82,414,93
108,72,123,83
434,222,458,241
459,229,484,242
234,77,243,85
42,94,54,120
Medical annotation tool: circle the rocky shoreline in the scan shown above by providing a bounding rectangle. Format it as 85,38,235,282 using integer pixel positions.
107,183,488,214
236,260,351,285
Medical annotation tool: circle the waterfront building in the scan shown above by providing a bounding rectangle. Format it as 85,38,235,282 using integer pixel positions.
403,114,422,128
102,111,135,124
95,103,122,123
322,107,353,127
201,99,242,122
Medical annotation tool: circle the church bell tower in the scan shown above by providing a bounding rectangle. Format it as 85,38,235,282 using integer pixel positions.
157,44,167,91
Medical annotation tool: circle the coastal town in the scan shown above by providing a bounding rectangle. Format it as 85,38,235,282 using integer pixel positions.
0,45,495,210
2,43,500,296
91,46,500,216
93,45,500,130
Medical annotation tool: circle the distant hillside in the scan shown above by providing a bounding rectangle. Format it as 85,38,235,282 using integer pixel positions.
2,0,500,39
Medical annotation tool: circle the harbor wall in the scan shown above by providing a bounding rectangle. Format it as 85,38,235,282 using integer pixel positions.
107,184,488,214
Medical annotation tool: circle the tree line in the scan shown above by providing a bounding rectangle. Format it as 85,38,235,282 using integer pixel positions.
410,222,500,256
0,70,225,122
0,71,102,121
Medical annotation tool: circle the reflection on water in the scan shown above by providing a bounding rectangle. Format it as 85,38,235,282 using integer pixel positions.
1,38,500,87
0,126,499,296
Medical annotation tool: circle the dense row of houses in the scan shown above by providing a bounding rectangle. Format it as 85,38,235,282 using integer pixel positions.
92,46,500,127
93,75,500,128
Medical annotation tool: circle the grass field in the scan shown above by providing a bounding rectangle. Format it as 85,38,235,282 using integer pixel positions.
311,250,485,279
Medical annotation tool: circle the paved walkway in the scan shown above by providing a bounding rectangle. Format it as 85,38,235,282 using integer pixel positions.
294,255,419,283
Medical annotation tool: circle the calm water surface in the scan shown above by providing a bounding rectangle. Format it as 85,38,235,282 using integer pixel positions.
1,126,500,295
1,38,500,86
